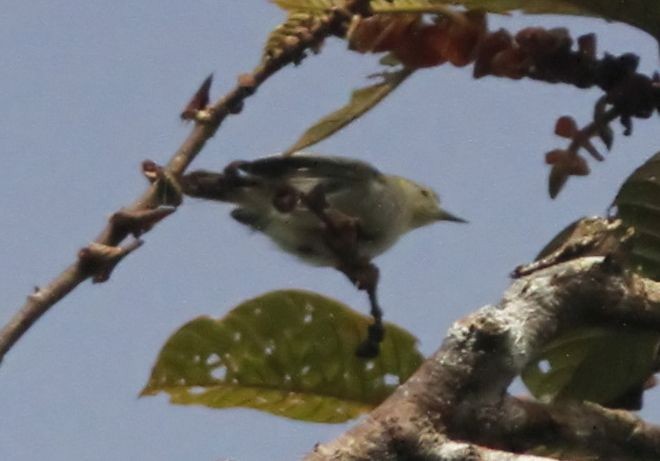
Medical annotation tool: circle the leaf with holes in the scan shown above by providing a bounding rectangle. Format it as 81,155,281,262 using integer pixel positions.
615,152,660,281
522,327,660,409
141,290,424,423
283,68,413,155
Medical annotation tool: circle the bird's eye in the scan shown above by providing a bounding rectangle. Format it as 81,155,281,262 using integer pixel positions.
420,189,430,198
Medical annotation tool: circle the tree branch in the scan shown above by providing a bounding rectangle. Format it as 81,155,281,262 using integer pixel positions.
0,2,371,364
471,396,660,459
305,257,660,460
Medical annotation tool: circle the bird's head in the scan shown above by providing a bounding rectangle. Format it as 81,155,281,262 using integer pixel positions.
393,177,466,229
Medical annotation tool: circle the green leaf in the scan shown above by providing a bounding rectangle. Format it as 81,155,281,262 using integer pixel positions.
283,68,414,155
272,1,660,46
142,290,424,423
522,327,660,407
372,0,472,14
273,0,466,16
615,152,660,281
446,0,585,14
272,0,334,12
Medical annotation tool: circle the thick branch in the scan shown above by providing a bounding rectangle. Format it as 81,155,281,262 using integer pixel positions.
0,3,369,363
471,396,660,459
305,258,660,460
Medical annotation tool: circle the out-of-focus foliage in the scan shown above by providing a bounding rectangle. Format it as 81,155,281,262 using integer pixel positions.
450,0,659,45
142,290,424,423
522,327,660,408
273,0,464,15
272,0,659,46
616,152,660,281
523,154,660,409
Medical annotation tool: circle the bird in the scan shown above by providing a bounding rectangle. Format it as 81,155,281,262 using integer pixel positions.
182,153,465,357
182,154,465,267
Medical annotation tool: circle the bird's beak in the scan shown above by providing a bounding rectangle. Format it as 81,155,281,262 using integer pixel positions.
436,208,467,223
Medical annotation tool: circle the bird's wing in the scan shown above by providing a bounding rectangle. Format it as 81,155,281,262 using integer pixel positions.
235,156,393,233
238,155,383,185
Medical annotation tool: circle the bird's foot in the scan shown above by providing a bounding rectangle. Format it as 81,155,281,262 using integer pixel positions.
355,323,385,358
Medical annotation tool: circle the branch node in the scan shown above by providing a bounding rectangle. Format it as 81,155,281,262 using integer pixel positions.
27,290,44,302
180,74,213,122
193,109,214,123
78,240,144,283
141,161,183,206
110,207,176,238
237,73,257,96
227,100,244,115
141,160,161,183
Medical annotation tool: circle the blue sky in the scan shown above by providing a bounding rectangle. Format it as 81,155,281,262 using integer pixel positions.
1,2,659,460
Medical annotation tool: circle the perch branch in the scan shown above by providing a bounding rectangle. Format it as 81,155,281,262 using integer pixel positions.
0,1,372,364
305,257,660,460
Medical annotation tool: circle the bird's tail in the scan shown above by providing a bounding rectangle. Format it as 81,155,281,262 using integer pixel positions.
181,169,253,203
181,170,227,200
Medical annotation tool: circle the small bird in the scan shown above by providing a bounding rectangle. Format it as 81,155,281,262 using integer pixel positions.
183,153,464,357
183,154,465,267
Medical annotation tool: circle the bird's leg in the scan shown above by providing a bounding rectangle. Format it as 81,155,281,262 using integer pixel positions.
272,183,360,249
284,183,386,357
272,185,302,213
339,262,384,358
322,210,360,258
303,184,360,260
223,160,249,180
303,183,329,212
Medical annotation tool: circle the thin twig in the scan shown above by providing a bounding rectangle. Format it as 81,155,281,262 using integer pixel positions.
0,2,368,363
567,106,620,158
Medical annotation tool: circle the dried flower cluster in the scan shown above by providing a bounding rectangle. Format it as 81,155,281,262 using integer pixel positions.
348,12,659,197
348,11,486,68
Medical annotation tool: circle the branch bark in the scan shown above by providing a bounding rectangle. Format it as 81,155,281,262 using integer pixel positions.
304,257,660,460
0,1,372,364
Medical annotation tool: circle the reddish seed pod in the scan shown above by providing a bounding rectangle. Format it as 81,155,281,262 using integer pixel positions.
443,11,487,67
474,29,513,78
443,28,477,67
490,48,527,79
516,27,572,55
348,16,387,53
545,149,589,176
372,15,419,52
348,14,419,53
392,24,447,68
545,149,567,165
569,154,590,176
578,33,597,59
555,116,578,138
